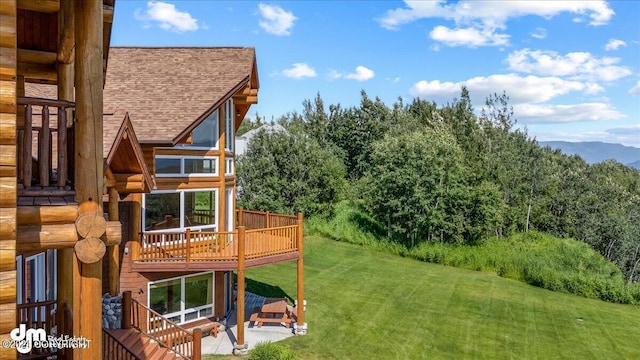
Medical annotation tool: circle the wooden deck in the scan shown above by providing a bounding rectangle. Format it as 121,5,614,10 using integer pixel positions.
133,214,302,271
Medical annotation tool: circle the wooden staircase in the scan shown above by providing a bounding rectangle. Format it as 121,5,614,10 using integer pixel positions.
104,328,183,360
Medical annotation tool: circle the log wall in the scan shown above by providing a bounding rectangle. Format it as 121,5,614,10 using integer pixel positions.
0,1,17,359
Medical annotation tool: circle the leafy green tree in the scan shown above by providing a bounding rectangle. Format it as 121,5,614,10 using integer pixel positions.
236,129,347,217
361,126,469,245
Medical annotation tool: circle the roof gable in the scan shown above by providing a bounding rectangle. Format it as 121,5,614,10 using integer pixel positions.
103,47,257,145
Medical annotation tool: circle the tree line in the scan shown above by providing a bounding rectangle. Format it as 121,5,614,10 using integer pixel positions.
237,88,640,284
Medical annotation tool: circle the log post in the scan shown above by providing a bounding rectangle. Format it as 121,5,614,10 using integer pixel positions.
56,1,75,353
219,104,226,237
122,290,131,330
22,104,32,188
234,226,247,354
295,212,306,334
74,0,104,357
107,187,119,295
131,193,142,260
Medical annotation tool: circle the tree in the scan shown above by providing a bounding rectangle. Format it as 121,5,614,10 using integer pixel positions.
236,129,347,217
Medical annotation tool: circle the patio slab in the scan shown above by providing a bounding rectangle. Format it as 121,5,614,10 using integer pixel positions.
201,292,295,355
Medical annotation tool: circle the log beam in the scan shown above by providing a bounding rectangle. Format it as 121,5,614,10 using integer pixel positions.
17,204,78,225
16,221,121,251
16,0,59,13
18,48,57,65
17,62,56,82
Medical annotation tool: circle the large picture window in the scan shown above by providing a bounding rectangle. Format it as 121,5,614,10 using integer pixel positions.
144,189,218,231
149,273,214,324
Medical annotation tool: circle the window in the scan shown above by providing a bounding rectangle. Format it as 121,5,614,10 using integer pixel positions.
225,158,234,176
155,156,219,177
225,100,234,152
149,273,214,324
144,189,218,231
189,110,218,149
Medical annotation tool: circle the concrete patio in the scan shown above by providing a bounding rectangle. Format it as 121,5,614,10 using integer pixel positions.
201,292,296,355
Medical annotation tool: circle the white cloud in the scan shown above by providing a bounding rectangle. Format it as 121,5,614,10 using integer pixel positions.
380,0,614,30
530,27,547,39
379,1,613,48
330,66,375,82
514,103,625,123
134,1,201,32
629,81,640,96
409,74,598,105
604,39,627,51
280,63,316,79
258,3,296,36
429,25,509,47
506,49,632,82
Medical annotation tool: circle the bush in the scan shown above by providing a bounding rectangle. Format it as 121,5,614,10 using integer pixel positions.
248,342,297,360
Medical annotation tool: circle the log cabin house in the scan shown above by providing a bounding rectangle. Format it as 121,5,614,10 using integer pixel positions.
1,1,304,358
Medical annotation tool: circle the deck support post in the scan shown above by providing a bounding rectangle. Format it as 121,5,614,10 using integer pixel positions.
74,0,104,357
294,212,307,335
108,187,119,295
233,226,248,355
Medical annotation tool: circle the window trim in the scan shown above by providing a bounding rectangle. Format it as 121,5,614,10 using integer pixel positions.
224,158,234,176
155,155,219,178
148,272,215,325
224,100,234,153
143,188,219,233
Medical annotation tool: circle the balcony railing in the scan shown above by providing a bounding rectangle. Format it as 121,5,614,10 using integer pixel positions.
17,96,75,196
135,210,302,264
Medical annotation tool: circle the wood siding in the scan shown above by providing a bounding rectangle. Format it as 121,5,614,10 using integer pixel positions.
0,1,17,359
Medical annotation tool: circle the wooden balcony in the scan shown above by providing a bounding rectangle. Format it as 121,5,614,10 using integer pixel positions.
16,96,76,205
131,210,302,272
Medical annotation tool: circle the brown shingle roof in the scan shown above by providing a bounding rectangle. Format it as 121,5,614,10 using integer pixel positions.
103,47,257,144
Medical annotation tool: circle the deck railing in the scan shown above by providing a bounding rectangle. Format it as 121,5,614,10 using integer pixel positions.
102,329,142,360
136,210,302,263
16,300,57,358
16,299,56,334
16,97,75,196
126,292,200,360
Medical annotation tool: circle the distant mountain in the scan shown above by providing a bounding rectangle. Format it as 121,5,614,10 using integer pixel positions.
539,141,640,168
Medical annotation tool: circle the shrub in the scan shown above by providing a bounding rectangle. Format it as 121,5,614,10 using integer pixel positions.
248,342,297,360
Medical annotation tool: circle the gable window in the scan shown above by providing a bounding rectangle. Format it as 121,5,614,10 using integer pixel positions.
224,100,234,152
149,272,214,324
189,110,219,149
143,189,218,232
155,156,219,177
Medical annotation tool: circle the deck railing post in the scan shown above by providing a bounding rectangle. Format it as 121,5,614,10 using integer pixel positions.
234,225,248,355
238,207,244,227
122,291,131,329
266,211,270,228
192,328,202,360
295,212,306,333
185,228,191,262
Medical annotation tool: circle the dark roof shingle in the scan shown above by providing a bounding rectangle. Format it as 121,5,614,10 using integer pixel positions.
103,47,256,144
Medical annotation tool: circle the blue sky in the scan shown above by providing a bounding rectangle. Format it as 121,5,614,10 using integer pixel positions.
111,1,640,147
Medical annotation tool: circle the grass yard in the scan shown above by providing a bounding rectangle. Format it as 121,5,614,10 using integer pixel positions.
222,236,640,359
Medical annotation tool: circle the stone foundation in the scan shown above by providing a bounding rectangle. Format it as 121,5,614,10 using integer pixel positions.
102,293,123,329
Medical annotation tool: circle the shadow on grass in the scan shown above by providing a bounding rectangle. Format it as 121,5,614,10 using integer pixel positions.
238,275,294,303
348,208,387,238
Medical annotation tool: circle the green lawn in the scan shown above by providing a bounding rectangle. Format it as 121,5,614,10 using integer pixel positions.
230,236,640,359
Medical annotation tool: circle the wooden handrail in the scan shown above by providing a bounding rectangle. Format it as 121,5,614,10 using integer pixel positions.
129,297,198,360
17,96,76,108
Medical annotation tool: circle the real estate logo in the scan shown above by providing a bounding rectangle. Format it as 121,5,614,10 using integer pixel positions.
2,324,91,354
